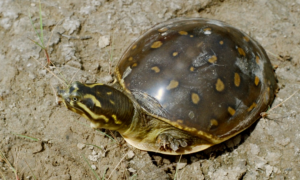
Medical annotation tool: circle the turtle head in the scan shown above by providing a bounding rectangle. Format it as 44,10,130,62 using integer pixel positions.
57,81,135,131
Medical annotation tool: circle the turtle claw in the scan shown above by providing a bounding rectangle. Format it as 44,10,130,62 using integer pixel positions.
156,133,188,152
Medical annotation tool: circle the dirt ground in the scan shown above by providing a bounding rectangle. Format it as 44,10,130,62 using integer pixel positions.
0,0,300,179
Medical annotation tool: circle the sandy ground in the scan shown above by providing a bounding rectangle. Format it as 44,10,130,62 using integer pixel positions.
0,0,300,179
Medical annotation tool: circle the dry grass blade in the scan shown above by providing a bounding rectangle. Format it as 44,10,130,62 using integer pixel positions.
11,133,39,142
266,50,285,61
109,33,114,75
261,89,300,117
107,153,127,180
69,69,80,85
108,130,120,144
28,0,51,65
0,150,20,180
0,170,7,180
32,56,68,86
102,166,108,180
25,160,37,180
174,154,182,180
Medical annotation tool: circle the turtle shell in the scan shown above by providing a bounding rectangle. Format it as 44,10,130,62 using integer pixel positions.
115,18,276,141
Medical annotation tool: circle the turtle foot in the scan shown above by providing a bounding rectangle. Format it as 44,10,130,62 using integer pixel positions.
156,133,188,152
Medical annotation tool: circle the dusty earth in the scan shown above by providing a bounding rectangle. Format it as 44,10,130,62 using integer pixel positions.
0,0,300,179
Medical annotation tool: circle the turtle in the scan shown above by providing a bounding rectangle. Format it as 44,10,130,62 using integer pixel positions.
57,18,277,155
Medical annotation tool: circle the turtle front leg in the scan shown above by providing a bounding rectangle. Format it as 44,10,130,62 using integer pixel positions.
156,133,188,152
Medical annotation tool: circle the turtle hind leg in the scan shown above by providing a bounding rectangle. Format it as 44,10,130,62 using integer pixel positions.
156,133,188,152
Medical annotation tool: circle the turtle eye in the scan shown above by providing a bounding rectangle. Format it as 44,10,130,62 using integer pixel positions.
72,97,78,101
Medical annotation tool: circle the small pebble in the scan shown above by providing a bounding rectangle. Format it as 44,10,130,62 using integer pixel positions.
91,165,97,170
77,143,86,150
98,35,110,48
127,150,135,159
128,167,136,173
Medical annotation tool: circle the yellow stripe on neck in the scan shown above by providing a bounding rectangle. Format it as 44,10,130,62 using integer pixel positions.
83,94,102,108
77,102,109,122
85,83,104,88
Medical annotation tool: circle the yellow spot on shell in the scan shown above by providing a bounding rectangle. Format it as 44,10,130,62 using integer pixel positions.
128,57,133,61
173,52,178,56
184,127,197,132
219,41,224,45
158,27,168,32
247,102,257,112
228,107,236,116
190,35,194,37
238,47,246,56
151,41,163,48
166,80,179,90
107,92,112,95
256,56,260,64
210,119,218,126
132,45,137,50
151,66,160,73
109,100,115,105
112,114,122,124
234,73,241,87
132,63,137,67
190,66,195,72
177,119,183,124
254,76,260,86
243,36,250,42
191,93,200,104
215,79,225,92
178,31,188,35
208,55,217,63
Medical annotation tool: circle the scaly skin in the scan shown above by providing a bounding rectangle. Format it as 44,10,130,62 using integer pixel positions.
58,81,212,155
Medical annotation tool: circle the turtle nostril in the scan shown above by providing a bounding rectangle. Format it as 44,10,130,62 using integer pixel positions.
57,89,65,97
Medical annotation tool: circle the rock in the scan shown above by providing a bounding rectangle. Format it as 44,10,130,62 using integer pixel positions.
98,35,110,48
77,143,86,150
63,17,80,34
254,156,267,170
177,161,205,180
88,150,101,162
91,165,97,170
127,150,135,160
176,158,187,170
265,165,273,177
249,143,260,155
152,155,163,165
128,167,136,173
